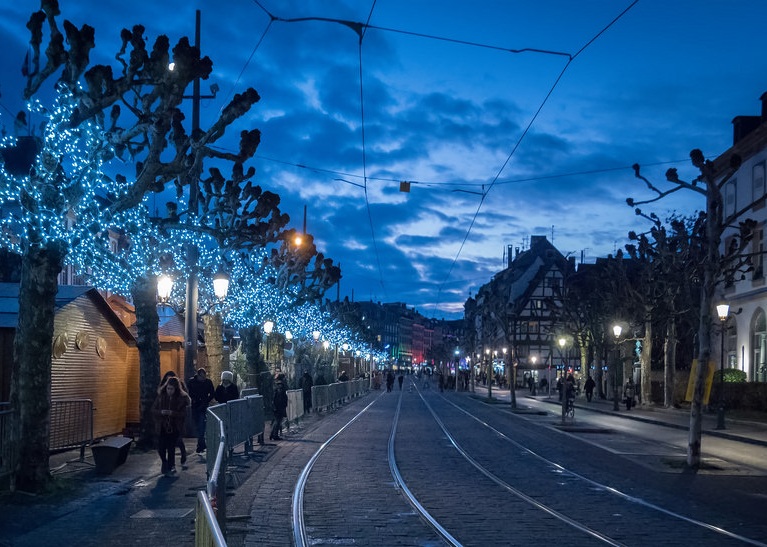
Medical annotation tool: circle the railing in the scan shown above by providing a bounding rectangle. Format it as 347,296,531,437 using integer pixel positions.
285,389,304,430
0,402,13,484
199,395,265,542
197,414,228,546
312,379,367,412
50,399,94,460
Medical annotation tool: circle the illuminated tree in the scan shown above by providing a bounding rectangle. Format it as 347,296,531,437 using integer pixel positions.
2,1,263,491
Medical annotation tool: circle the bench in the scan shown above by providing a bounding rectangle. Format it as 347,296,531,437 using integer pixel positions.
91,436,132,474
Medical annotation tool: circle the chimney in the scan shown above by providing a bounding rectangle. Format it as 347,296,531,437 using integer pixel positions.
760,91,767,120
732,115,761,146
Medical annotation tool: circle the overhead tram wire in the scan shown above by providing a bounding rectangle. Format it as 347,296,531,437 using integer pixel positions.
357,1,389,301
247,152,699,191
248,0,640,317
429,0,640,318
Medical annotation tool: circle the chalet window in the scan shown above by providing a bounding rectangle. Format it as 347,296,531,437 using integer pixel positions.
724,179,737,217
753,163,765,208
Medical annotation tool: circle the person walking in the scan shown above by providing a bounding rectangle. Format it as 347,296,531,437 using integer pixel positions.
623,377,636,410
152,376,189,476
215,370,239,404
386,370,395,392
270,375,288,441
157,371,190,467
398,372,404,390
584,375,596,402
301,369,313,413
187,367,215,454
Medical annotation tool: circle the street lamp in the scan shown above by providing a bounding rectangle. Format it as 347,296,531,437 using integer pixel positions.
716,303,729,430
612,324,623,411
530,355,538,395
157,274,173,303
212,270,229,300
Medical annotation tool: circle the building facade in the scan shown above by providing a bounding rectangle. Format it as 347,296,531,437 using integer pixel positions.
718,93,767,382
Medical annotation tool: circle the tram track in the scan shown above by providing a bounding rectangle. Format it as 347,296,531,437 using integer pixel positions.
291,377,767,546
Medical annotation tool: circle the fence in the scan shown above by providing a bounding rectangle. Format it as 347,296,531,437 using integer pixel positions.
312,379,367,412
50,399,94,459
198,394,265,543
197,412,228,547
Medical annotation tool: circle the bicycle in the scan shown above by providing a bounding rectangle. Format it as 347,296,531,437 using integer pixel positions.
564,392,575,420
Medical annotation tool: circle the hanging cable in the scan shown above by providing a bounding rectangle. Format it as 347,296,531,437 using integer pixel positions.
429,0,639,317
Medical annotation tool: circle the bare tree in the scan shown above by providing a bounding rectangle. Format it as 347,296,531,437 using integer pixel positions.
630,151,754,467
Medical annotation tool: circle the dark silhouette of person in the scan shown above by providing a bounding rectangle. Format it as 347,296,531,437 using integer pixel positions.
584,375,596,402
398,372,404,390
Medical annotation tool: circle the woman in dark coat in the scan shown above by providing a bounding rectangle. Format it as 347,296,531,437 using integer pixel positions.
270,377,289,441
152,376,189,476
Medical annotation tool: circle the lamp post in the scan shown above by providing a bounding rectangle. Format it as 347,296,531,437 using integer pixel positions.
179,10,219,383
530,356,537,395
454,349,460,392
558,336,568,421
485,348,492,400
612,324,622,411
716,303,729,430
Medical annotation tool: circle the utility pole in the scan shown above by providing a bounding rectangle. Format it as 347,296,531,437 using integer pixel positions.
183,9,202,383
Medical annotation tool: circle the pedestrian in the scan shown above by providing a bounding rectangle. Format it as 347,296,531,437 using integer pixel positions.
152,376,189,476
584,375,596,402
624,377,636,410
338,370,350,382
187,367,215,454
157,371,190,467
565,374,575,402
215,370,240,404
556,376,563,401
398,371,404,390
270,375,288,441
528,375,534,392
301,369,313,413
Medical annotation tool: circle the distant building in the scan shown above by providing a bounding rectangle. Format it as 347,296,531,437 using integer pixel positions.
465,235,577,383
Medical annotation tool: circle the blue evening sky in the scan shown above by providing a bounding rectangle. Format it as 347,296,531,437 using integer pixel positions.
1,1,766,319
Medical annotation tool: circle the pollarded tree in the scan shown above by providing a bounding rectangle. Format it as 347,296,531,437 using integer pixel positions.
4,1,264,492
630,151,754,467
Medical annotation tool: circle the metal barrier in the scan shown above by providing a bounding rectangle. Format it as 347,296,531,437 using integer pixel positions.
285,389,303,430
311,379,368,412
50,399,94,460
199,412,228,543
0,402,13,484
195,490,226,547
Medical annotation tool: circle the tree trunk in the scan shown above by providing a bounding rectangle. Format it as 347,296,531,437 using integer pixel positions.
11,242,66,492
203,313,224,383
640,318,652,406
131,275,161,449
663,320,677,408
688,172,719,468
578,338,589,388
241,325,266,387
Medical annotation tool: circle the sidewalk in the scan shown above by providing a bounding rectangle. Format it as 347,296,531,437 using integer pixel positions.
0,432,279,547
473,384,767,447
